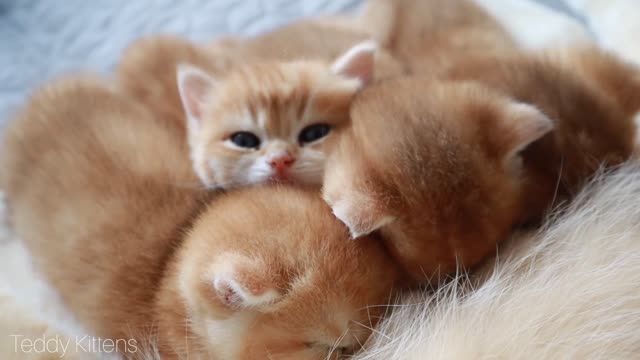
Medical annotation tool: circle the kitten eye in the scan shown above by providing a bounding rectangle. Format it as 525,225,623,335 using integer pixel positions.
229,132,261,149
298,124,331,145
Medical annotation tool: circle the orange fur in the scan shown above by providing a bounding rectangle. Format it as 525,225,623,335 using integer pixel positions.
205,20,405,79
180,58,368,188
116,36,231,140
1,78,401,359
118,30,400,190
323,49,637,283
359,0,517,72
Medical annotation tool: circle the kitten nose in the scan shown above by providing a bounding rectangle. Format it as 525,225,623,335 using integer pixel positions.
269,153,296,171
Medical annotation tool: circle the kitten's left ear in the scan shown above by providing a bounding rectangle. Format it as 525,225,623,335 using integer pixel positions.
500,102,554,161
331,40,378,87
177,64,217,133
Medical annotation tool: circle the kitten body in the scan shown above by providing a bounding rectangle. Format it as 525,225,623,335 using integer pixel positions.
207,20,404,79
323,50,638,282
358,0,518,73
1,78,401,359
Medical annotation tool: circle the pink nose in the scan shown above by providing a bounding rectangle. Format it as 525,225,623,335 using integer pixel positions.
269,154,296,171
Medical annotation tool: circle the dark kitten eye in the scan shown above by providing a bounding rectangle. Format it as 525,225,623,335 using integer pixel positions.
299,124,331,144
230,132,261,149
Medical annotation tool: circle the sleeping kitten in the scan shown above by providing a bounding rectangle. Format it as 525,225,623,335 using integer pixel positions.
176,40,376,188
323,50,638,282
1,77,401,359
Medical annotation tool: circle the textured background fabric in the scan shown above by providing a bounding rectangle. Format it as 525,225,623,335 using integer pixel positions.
0,0,569,131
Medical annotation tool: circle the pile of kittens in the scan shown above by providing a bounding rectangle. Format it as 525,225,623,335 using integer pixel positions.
2,0,639,358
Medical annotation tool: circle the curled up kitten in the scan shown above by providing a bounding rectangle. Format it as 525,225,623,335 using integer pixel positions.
323,50,638,283
1,77,402,359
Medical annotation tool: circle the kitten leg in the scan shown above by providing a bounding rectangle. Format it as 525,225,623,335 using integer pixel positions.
471,0,593,49
565,0,640,66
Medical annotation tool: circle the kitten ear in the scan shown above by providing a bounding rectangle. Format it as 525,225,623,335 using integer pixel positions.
500,103,554,160
323,188,395,239
331,40,378,87
177,64,217,133
211,256,282,310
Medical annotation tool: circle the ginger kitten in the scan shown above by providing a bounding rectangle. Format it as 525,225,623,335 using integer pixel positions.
176,40,377,188
323,50,638,282
1,77,401,359
119,35,383,189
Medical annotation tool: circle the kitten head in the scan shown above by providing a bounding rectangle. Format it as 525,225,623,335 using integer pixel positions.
171,186,401,359
177,41,377,189
323,79,553,281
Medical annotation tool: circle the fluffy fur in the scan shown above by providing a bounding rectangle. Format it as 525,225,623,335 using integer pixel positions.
357,0,517,72
118,21,405,190
176,41,376,188
1,77,402,359
205,19,404,79
117,21,404,137
323,48,638,282
323,0,638,283
116,36,231,141
355,161,640,360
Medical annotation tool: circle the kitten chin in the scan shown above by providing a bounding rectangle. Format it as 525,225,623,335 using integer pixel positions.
323,48,637,283
2,78,401,360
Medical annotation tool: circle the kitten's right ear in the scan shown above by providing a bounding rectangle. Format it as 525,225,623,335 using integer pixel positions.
499,102,554,161
323,185,395,239
331,40,378,87
177,64,216,133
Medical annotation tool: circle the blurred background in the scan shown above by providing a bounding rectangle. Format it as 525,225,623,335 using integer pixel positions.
0,0,575,129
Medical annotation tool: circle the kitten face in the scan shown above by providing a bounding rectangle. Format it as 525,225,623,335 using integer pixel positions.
323,79,553,281
170,187,400,359
178,41,377,189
